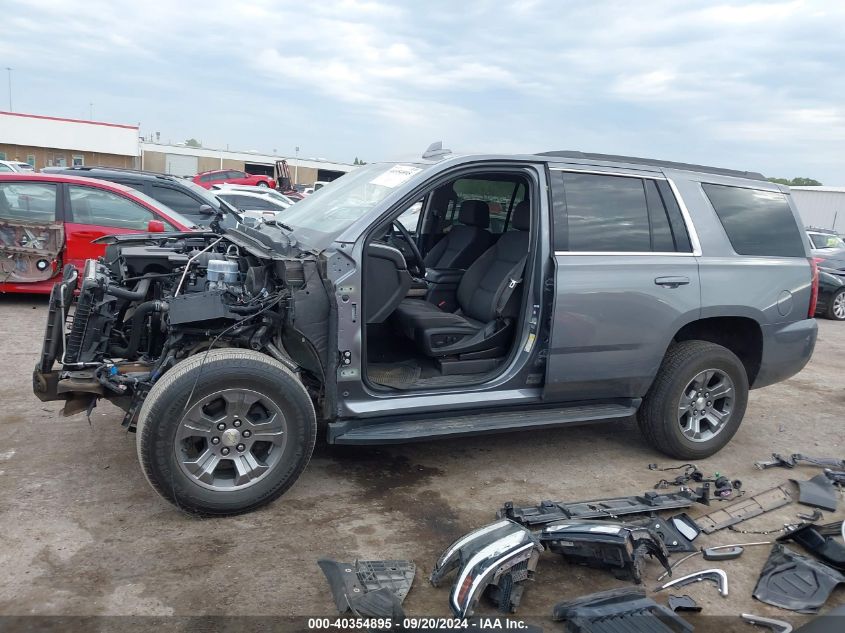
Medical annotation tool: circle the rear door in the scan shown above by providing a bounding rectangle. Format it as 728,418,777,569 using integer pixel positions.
543,168,701,401
62,184,177,269
0,181,63,284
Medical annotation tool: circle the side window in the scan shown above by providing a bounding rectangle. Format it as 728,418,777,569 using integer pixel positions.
451,178,522,233
230,170,246,179
0,182,58,221
702,184,805,257
551,172,692,253
0,163,13,172
68,185,157,230
552,172,651,252
151,185,202,215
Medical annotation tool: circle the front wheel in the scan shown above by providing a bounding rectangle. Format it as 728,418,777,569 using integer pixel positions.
637,340,748,459
257,181,269,187
826,288,845,320
136,348,316,516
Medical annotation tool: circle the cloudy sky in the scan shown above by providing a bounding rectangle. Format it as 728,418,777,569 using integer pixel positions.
2,0,843,181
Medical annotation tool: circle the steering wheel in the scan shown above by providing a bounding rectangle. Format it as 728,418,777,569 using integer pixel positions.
392,220,426,278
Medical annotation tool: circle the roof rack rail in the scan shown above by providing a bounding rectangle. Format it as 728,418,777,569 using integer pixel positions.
537,150,767,181
59,165,175,178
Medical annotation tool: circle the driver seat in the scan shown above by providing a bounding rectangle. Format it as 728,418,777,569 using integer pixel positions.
393,200,530,357
424,199,493,269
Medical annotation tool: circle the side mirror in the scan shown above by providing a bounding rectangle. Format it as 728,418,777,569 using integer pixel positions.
147,220,166,233
198,204,214,215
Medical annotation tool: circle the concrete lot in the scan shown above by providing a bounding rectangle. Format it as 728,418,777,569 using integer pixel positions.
0,293,843,629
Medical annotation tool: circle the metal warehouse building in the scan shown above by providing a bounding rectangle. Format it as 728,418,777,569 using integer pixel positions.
791,186,845,233
0,110,356,185
139,142,354,185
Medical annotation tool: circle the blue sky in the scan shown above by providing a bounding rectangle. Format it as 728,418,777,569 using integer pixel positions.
2,0,843,182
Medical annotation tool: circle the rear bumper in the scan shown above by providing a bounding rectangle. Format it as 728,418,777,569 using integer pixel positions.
753,318,818,389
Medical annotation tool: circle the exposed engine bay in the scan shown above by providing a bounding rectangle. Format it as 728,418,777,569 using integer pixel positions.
33,227,330,425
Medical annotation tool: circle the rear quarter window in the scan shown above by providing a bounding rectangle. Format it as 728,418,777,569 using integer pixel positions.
702,184,805,257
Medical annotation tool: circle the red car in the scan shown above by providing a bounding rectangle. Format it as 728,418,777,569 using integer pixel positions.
0,173,195,294
192,169,276,190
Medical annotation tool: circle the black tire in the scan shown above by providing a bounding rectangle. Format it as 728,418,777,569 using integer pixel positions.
136,348,316,516
637,340,748,459
256,181,269,187
825,288,845,320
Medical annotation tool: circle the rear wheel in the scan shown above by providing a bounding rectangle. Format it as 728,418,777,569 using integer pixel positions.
136,348,316,516
637,341,748,459
826,288,845,320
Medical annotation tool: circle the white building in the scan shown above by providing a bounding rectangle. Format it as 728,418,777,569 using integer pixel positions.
0,110,357,185
791,186,845,233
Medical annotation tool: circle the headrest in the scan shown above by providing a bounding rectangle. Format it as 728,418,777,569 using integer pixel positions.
458,199,490,228
512,200,530,231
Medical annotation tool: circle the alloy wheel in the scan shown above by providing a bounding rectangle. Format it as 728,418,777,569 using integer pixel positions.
677,369,734,442
175,388,287,490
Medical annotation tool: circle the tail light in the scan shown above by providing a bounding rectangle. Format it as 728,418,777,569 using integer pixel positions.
808,257,820,317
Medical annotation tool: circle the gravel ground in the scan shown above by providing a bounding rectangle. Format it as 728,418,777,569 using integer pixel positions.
0,293,843,630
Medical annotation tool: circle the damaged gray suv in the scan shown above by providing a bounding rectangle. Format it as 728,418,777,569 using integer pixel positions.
33,149,818,515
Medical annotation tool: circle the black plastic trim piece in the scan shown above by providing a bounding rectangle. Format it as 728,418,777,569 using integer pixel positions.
753,544,845,613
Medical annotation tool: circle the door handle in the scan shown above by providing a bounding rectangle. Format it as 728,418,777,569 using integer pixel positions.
654,276,690,288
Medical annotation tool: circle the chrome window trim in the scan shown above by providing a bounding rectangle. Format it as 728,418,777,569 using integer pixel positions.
554,250,696,257
548,167,703,257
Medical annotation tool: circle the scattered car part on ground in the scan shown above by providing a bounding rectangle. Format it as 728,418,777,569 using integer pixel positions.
703,545,745,561
777,523,845,571
696,484,793,533
317,559,415,618
756,454,845,470
499,490,701,527
824,469,845,485
792,474,839,512
540,520,671,583
741,613,794,633
552,587,693,633
669,513,701,543
753,544,845,613
798,509,824,522
650,463,742,498
656,568,729,597
668,594,701,613
656,541,771,582
429,519,542,618
627,515,697,553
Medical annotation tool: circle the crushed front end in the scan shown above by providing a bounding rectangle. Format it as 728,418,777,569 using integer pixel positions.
33,229,324,426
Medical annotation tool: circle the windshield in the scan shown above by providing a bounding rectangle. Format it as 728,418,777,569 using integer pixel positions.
280,163,425,248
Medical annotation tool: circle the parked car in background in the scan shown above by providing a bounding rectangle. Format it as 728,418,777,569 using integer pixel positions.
43,166,241,227
807,228,845,251
312,180,330,191
0,159,36,173
212,183,298,207
213,187,292,223
0,173,195,293
816,268,845,320
193,169,276,190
